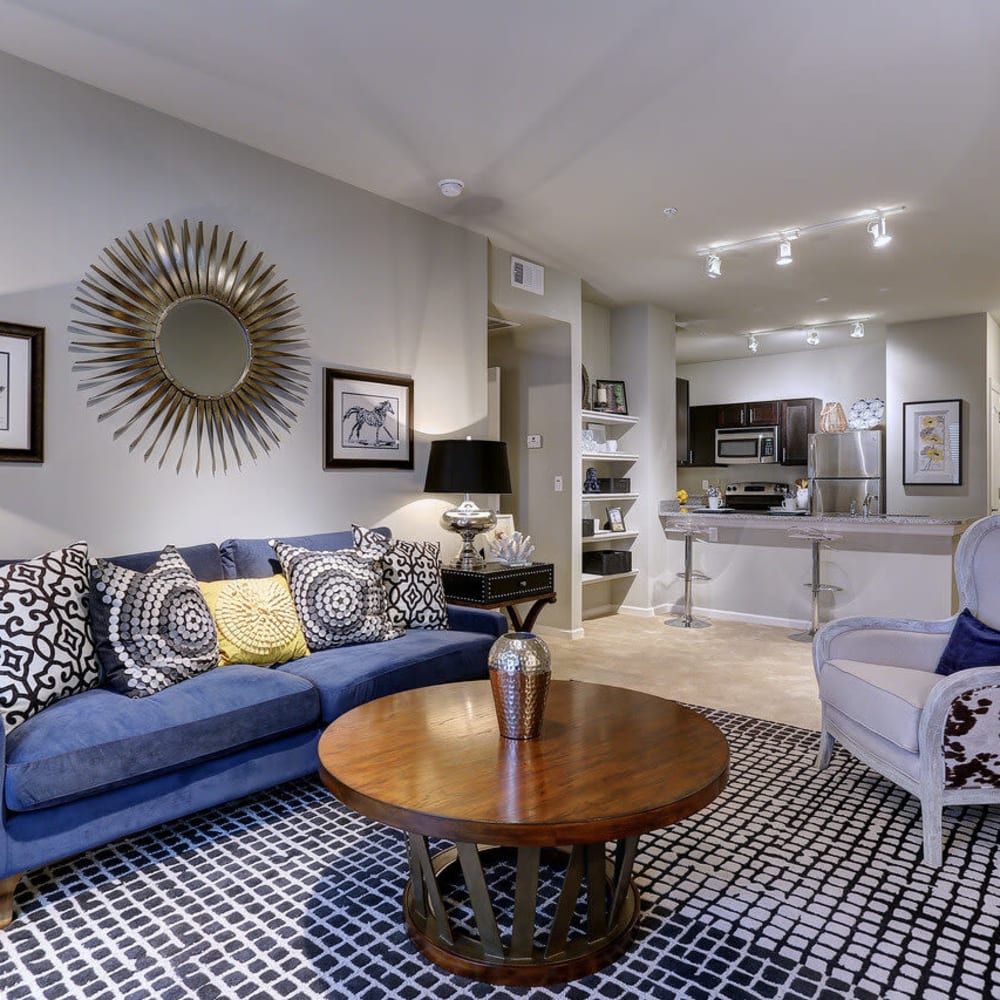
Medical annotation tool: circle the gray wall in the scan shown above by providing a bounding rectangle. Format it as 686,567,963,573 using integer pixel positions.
885,313,987,516
0,52,489,557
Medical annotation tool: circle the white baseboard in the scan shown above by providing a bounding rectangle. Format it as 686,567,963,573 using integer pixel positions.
534,623,585,640
652,601,809,631
616,604,655,618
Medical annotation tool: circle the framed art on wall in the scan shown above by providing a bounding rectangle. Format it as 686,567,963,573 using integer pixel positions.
323,367,414,469
595,379,628,415
902,398,962,486
0,322,44,463
606,506,626,532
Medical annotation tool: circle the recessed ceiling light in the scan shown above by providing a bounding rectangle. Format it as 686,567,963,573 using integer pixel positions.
663,206,679,217
437,178,465,198
851,321,865,339
776,239,793,266
817,296,830,303
705,253,722,278
806,329,821,346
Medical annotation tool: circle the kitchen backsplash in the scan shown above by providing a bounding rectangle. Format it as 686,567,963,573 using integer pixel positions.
676,464,808,496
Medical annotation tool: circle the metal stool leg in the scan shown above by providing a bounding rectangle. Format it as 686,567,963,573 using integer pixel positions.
789,535,842,643
666,531,711,629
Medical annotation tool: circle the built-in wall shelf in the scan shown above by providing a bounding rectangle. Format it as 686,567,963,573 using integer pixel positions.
582,530,638,543
581,452,639,462
581,493,638,502
581,409,639,427
581,570,640,585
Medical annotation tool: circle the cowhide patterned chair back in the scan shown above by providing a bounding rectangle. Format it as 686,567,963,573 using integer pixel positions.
813,514,1000,866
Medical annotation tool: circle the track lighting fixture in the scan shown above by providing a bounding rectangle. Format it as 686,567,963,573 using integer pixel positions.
867,213,892,248
747,334,759,354
806,329,820,347
697,206,903,276
851,321,865,339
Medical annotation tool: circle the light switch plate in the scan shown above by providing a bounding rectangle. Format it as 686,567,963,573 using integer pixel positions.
527,434,543,449
554,475,563,492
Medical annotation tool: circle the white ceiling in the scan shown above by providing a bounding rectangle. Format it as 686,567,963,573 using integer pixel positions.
3,0,1000,363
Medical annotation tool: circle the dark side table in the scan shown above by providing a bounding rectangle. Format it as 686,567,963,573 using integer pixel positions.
441,562,556,632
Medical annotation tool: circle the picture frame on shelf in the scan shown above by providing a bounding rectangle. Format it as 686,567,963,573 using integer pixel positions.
323,367,414,469
606,506,626,532
902,398,962,486
0,322,44,463
595,379,628,415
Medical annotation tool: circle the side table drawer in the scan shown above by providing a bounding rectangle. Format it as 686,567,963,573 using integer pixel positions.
441,563,554,604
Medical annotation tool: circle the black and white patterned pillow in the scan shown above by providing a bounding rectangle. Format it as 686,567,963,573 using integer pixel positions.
352,525,448,630
91,545,220,698
271,540,403,651
0,542,99,733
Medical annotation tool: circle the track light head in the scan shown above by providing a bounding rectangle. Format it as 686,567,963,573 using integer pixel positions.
776,239,793,267
705,253,722,278
806,329,820,347
747,334,759,354
851,321,865,339
868,214,892,248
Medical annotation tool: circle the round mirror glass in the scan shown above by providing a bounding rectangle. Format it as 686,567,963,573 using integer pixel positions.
157,298,250,397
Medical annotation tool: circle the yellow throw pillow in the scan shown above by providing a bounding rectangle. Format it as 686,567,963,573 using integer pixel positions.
199,576,309,667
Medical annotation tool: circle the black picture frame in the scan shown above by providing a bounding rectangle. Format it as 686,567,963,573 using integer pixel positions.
596,379,628,415
606,506,626,532
323,367,414,469
0,322,44,463
902,398,962,486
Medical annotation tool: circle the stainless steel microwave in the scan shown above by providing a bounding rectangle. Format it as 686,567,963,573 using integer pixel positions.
715,426,779,464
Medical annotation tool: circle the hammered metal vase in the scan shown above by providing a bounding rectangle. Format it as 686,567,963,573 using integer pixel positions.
488,631,551,740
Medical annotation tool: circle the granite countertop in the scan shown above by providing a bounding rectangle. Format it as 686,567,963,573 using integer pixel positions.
659,499,972,529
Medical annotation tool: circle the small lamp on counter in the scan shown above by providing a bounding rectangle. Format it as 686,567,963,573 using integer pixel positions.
423,437,513,569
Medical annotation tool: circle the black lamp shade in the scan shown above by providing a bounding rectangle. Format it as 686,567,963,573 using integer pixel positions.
424,439,512,495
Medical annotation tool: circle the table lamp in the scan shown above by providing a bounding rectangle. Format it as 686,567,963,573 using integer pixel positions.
424,438,512,569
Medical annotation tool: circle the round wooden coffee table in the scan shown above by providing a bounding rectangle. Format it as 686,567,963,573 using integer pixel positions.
318,679,728,986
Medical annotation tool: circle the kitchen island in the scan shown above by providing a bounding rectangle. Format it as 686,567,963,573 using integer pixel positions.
657,502,974,627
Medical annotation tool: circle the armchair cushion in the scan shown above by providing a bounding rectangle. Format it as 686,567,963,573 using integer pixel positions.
935,608,1000,676
819,659,942,752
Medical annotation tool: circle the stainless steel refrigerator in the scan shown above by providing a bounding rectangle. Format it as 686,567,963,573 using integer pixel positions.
807,430,883,514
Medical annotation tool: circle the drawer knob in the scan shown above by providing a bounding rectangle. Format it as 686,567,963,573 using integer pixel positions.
519,580,527,588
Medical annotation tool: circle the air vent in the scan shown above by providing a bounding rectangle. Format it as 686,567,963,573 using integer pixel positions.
510,256,544,295
488,315,520,332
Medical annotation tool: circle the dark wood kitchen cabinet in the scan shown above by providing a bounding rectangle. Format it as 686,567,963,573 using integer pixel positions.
688,405,721,466
780,397,821,465
715,400,780,427
676,378,690,465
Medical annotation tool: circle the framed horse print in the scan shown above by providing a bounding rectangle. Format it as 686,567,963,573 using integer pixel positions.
323,367,414,469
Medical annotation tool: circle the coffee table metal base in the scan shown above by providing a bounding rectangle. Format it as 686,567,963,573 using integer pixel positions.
403,835,641,986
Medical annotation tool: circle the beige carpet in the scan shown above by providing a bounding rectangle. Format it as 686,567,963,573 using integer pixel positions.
543,613,821,731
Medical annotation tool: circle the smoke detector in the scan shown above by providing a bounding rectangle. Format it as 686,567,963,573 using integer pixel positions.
437,178,465,198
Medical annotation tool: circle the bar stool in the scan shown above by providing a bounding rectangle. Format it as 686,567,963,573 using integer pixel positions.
663,521,712,629
788,527,843,642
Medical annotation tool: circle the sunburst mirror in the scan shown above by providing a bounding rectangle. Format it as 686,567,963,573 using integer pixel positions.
70,219,309,475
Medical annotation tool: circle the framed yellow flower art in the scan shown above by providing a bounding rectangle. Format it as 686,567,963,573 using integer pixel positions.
902,399,962,486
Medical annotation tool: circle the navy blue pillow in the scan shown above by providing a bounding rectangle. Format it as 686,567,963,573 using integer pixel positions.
936,608,1000,675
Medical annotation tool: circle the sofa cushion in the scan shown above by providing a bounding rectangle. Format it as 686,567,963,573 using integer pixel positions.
199,576,309,666
277,628,493,722
104,542,225,583
272,540,402,651
819,658,943,752
220,529,389,580
0,542,99,733
353,525,448,630
91,545,220,697
4,664,320,812
936,607,1000,675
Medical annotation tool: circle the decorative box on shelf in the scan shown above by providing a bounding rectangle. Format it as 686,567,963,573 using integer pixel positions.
441,562,555,605
581,550,632,575
596,477,631,493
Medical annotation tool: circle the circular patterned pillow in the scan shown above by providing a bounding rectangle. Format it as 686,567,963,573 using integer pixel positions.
199,576,309,666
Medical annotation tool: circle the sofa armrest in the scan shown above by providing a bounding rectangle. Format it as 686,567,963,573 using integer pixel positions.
446,604,508,638
813,615,955,680
918,669,1000,789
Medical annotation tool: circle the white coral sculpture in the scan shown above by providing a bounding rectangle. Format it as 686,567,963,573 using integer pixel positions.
489,530,535,565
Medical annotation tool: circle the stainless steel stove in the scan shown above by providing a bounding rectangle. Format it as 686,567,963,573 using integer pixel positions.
724,481,790,511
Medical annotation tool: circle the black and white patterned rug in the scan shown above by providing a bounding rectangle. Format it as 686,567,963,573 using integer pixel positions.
1,707,997,1000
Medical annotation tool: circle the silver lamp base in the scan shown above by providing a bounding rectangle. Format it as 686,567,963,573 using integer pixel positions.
442,500,496,569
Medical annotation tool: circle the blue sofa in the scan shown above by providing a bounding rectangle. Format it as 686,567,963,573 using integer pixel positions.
0,529,506,927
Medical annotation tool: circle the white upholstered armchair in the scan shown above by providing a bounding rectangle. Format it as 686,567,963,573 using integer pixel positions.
813,515,1000,866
